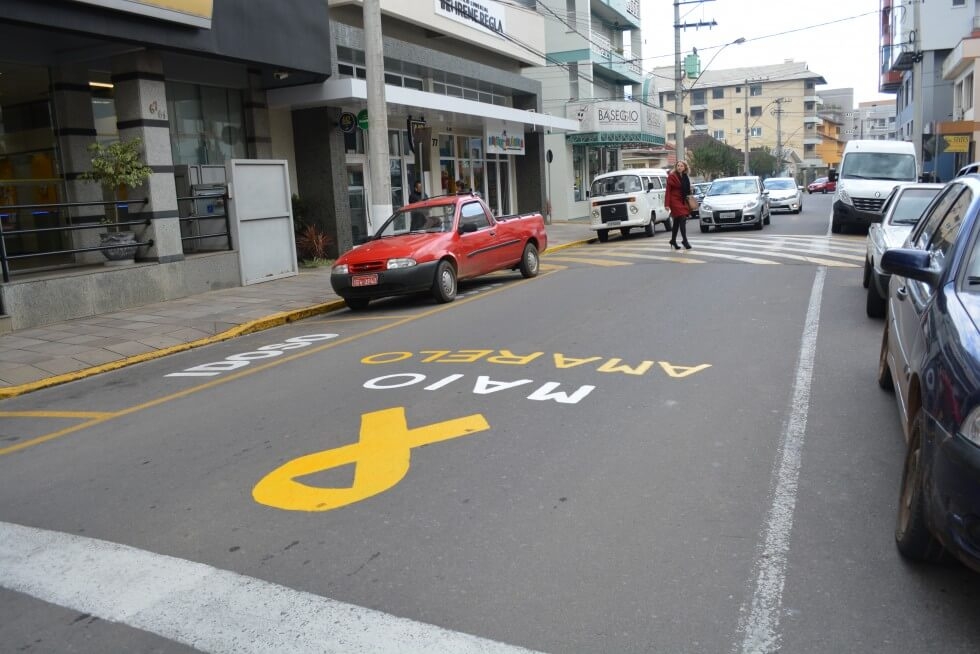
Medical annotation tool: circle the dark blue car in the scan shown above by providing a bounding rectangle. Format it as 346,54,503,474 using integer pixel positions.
878,174,980,571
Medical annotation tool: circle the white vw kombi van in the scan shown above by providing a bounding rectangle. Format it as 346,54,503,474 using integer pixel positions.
588,168,671,242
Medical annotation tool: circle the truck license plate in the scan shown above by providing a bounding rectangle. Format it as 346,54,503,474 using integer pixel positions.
606,220,620,226
352,273,378,287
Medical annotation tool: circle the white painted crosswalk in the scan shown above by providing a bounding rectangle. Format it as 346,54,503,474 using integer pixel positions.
545,234,865,268
0,520,544,654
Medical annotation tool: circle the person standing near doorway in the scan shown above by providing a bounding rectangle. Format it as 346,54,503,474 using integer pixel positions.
666,160,693,250
409,180,426,204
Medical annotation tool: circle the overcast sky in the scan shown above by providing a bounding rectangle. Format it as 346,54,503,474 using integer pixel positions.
639,0,893,106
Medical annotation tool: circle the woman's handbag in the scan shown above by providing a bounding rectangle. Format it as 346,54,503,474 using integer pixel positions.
686,195,700,212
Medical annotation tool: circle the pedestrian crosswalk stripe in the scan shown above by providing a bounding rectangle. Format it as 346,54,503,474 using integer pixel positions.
697,239,865,261
543,255,632,266
676,243,856,267
0,520,544,654
611,250,777,265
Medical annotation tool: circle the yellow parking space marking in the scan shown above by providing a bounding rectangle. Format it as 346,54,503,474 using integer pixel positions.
253,407,490,512
543,255,633,267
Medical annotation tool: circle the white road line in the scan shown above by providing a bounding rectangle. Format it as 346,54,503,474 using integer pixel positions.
734,267,825,654
0,521,545,654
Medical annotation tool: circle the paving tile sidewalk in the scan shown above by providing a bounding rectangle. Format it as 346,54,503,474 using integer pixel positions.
0,220,594,397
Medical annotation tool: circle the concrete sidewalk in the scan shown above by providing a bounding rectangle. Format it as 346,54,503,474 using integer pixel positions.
0,220,595,398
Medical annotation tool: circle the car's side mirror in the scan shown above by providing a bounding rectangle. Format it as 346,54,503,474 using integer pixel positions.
647,182,654,192
585,191,591,198
880,248,941,287
458,222,478,234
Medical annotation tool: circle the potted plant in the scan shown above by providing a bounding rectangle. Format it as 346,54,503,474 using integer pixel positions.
81,137,152,262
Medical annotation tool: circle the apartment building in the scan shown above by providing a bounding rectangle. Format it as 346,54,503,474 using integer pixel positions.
879,0,970,181
525,0,666,221
941,5,980,170
652,60,826,180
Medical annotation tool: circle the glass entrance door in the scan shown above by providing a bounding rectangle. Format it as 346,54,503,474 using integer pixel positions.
346,163,367,243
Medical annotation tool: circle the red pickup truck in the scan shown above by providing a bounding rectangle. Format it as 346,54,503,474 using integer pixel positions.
330,193,548,310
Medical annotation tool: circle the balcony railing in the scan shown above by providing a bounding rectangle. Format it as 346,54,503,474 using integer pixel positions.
590,31,642,80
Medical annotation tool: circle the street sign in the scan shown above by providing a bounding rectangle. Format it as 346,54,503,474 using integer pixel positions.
339,112,357,134
942,134,969,154
357,109,369,131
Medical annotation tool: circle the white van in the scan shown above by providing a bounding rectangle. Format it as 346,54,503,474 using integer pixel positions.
829,139,918,233
588,168,671,242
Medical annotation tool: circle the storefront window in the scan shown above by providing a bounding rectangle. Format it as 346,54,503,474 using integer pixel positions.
573,146,585,201
166,82,246,166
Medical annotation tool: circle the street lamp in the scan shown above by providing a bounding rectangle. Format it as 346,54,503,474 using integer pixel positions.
674,36,745,163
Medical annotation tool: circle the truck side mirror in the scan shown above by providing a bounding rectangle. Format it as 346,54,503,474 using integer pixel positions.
458,222,478,234
827,169,838,182
647,182,654,192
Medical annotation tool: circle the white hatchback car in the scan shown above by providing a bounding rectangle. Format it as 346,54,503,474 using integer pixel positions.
698,175,770,232
864,182,944,318
588,168,671,242
762,177,803,214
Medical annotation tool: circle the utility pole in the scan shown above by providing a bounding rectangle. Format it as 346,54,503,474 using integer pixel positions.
674,0,716,164
773,97,791,175
363,0,391,234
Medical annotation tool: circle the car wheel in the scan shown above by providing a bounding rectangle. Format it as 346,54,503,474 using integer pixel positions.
822,188,827,194
644,216,655,237
431,260,457,303
866,281,886,318
831,220,842,234
597,229,609,243
895,413,945,562
764,212,770,225
519,242,539,278
344,297,370,311
863,258,871,288
700,224,709,233
877,322,894,391
755,216,764,230
620,227,631,238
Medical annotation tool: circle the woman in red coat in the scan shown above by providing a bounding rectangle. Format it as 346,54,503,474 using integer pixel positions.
666,160,693,250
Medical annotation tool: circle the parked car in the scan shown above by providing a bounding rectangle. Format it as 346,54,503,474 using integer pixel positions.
588,168,671,242
956,161,980,178
330,193,547,309
697,175,770,232
807,177,836,194
763,177,803,214
877,174,980,571
864,183,944,317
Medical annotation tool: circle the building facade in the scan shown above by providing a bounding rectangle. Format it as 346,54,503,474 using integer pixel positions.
525,0,666,221
0,0,332,330
653,60,826,181
941,7,980,172
879,0,972,181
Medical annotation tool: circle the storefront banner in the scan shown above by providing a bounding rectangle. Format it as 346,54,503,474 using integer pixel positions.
435,0,506,39
69,0,213,29
484,119,526,156
569,101,666,141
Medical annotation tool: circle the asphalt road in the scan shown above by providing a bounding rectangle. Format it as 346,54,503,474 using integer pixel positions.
2,193,978,653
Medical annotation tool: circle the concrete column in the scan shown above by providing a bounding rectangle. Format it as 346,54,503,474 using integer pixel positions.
50,65,103,264
245,69,273,159
291,106,352,256
111,50,182,263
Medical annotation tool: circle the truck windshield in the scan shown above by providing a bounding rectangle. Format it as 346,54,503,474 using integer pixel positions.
591,175,643,197
375,205,454,237
841,153,917,181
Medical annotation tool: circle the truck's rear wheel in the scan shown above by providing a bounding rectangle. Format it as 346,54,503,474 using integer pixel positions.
519,243,539,278
644,216,655,237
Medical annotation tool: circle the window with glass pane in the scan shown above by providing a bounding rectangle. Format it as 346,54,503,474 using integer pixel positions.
439,134,454,158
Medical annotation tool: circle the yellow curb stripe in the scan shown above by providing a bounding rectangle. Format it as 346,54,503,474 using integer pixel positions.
542,255,632,266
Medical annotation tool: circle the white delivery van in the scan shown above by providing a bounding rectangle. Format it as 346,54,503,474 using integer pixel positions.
829,139,918,233
588,168,671,242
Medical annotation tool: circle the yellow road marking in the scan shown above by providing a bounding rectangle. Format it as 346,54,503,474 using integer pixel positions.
0,270,556,457
0,410,113,419
252,407,490,512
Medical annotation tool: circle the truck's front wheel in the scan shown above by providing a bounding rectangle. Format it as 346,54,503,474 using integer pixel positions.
597,229,609,243
431,260,457,303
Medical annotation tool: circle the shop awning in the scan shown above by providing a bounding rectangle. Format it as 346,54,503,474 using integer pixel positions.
267,78,580,133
